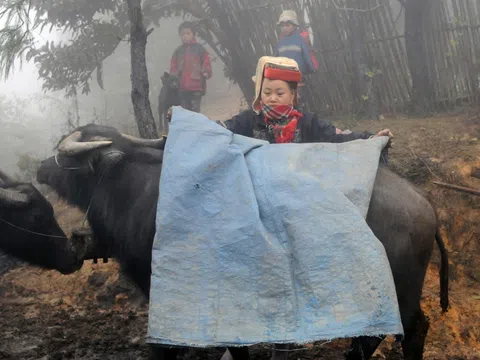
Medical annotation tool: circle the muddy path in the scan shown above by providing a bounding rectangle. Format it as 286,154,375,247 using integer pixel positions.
0,263,382,360
1,112,479,359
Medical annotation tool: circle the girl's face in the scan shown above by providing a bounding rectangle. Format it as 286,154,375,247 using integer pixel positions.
261,78,295,107
280,22,296,36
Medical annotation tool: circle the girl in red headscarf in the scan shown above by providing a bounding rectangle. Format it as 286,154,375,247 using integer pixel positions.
215,57,393,360
217,56,393,147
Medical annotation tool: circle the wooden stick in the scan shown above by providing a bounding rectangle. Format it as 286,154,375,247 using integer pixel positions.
433,181,480,196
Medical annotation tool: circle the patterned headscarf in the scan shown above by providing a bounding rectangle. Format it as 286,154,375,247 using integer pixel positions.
260,102,303,143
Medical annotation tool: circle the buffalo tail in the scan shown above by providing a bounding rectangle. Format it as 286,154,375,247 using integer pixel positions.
435,228,449,312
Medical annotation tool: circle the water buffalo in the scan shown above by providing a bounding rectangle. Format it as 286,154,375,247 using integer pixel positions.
0,170,83,275
36,124,449,360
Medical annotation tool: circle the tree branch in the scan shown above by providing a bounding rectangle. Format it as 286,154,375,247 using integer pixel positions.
433,181,480,197
331,0,384,12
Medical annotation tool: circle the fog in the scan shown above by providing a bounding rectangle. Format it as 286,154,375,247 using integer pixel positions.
0,17,242,178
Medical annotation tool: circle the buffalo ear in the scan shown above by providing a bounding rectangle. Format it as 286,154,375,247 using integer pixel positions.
94,150,126,173
130,148,164,164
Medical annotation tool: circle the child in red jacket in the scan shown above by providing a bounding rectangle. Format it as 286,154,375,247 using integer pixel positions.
170,21,212,113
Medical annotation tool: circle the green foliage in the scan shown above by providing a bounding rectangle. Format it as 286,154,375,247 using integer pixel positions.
28,20,126,96
364,68,382,79
0,0,37,79
0,94,29,124
15,152,41,181
0,0,213,97
0,0,132,96
28,0,132,97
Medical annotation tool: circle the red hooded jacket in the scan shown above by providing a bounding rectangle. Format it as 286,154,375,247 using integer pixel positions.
170,40,213,93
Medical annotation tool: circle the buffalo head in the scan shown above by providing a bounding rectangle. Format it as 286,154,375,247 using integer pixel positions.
37,124,166,293
37,124,166,209
0,170,83,274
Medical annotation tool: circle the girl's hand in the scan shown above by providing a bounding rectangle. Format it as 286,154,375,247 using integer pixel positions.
374,129,394,148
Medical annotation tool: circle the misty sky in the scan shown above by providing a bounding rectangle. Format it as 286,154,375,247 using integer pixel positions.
0,17,242,177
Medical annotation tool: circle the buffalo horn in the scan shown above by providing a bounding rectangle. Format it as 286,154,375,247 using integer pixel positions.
121,133,167,149
0,188,29,206
58,131,113,156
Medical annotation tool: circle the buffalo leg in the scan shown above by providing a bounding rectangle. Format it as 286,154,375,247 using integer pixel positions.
162,111,168,131
157,97,165,130
270,343,289,360
227,346,250,359
344,336,385,360
148,345,179,360
396,270,430,360
401,310,429,360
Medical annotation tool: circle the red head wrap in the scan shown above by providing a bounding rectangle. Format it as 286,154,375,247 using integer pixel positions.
263,66,302,83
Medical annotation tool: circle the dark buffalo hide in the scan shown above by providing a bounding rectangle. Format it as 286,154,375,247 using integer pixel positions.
0,170,82,275
36,124,449,360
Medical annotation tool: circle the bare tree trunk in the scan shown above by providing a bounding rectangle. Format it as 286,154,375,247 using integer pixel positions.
204,0,255,103
404,0,434,115
126,0,157,138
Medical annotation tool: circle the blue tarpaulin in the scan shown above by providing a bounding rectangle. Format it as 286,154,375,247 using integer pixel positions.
147,107,403,347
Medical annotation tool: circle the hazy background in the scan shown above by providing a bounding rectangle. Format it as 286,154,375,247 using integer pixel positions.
0,17,243,177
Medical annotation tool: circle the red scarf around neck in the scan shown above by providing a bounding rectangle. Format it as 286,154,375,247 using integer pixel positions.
260,103,303,143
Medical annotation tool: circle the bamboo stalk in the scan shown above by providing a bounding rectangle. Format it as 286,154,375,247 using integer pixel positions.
194,0,480,116
468,1,480,103
450,0,467,101
438,0,456,105
385,0,411,103
376,1,401,109
461,0,476,102
430,1,444,104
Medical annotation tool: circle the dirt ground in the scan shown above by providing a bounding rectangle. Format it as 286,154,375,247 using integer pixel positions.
0,109,479,360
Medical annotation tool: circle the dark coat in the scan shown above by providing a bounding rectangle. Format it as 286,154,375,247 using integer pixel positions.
218,109,373,143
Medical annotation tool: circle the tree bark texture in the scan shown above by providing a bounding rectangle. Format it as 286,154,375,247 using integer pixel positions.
126,0,158,138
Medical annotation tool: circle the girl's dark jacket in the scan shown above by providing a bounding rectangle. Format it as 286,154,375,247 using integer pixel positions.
217,109,373,144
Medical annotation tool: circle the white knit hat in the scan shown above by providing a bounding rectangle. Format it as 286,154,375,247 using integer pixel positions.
277,10,299,26
251,56,302,113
